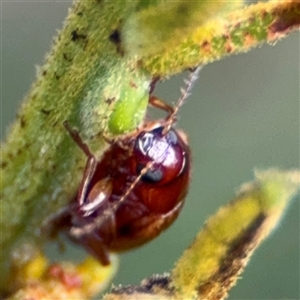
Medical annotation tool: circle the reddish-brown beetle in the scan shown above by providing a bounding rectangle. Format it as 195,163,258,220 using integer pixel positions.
55,68,200,265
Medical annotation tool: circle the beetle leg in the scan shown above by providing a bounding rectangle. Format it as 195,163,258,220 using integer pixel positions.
81,235,111,265
70,228,111,265
149,96,177,135
77,156,98,209
70,210,117,265
63,121,99,209
63,121,94,157
149,95,174,116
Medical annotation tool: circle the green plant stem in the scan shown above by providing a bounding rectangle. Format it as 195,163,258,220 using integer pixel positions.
1,0,299,294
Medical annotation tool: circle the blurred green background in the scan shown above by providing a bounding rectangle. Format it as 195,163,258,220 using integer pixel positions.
1,1,299,299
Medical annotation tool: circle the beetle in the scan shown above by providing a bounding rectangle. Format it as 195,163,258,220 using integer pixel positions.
54,68,200,265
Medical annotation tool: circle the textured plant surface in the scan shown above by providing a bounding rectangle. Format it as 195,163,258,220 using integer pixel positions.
1,0,299,299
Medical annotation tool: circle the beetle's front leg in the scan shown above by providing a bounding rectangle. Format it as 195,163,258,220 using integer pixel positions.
69,211,117,265
72,230,111,265
63,121,102,214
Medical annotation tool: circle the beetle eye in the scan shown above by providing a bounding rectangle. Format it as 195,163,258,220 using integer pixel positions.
136,164,163,183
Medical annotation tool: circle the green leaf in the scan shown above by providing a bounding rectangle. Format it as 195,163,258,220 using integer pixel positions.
1,0,299,296
171,169,300,299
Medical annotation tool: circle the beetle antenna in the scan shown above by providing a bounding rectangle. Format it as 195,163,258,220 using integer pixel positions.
164,66,202,133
